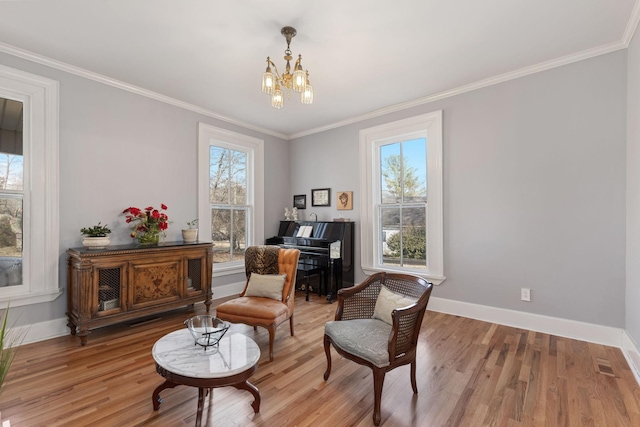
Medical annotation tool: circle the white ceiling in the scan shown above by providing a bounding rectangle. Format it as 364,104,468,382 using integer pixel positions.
0,0,637,139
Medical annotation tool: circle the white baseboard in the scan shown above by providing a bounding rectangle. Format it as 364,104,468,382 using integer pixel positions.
15,292,640,388
428,296,624,347
15,316,69,346
15,281,246,346
622,331,640,386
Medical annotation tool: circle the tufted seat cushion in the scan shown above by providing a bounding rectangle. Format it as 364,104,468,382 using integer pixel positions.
324,318,392,368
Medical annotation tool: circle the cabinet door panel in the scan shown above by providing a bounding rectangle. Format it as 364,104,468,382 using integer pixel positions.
129,257,183,309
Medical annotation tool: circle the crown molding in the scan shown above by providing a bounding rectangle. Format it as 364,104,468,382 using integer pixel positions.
0,41,289,140
623,0,640,46
0,32,631,142
288,40,627,139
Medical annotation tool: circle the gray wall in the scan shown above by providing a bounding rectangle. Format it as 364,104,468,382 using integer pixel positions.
0,51,291,328
292,51,628,327
627,32,640,344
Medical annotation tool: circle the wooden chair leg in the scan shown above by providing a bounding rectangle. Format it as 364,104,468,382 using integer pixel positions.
323,335,332,381
410,359,418,394
372,368,386,426
267,324,276,361
289,315,295,336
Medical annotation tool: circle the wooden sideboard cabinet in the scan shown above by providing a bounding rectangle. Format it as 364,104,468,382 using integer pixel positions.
67,241,213,345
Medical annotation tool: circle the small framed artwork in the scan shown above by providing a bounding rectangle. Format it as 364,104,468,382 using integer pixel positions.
311,188,331,207
337,191,353,210
293,194,306,210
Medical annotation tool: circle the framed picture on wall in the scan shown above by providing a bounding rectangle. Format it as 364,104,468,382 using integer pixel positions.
293,194,306,209
336,191,353,210
311,188,331,207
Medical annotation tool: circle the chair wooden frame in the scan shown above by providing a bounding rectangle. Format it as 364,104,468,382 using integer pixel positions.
323,272,433,426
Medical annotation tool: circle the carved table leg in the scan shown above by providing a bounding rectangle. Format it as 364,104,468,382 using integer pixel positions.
233,380,261,413
152,380,179,411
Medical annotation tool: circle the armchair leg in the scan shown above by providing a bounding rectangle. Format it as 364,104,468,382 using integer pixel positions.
410,359,418,394
372,369,386,426
267,324,276,362
289,315,295,337
323,335,332,381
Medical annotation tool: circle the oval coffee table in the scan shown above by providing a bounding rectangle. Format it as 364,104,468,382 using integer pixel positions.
152,329,261,426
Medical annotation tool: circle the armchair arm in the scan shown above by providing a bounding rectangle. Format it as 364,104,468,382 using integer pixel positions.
335,274,384,321
387,295,429,360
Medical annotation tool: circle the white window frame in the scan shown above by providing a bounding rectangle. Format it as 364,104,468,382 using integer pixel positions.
0,64,60,307
197,123,264,277
359,111,445,284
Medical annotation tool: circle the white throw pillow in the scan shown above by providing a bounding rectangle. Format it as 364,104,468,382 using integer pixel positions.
372,285,418,325
245,273,286,300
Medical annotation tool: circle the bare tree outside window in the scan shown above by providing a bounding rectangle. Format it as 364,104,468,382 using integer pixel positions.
209,146,248,263
0,96,24,286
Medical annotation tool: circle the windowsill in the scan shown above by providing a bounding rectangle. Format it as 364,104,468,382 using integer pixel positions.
212,263,245,277
0,288,63,308
362,266,446,285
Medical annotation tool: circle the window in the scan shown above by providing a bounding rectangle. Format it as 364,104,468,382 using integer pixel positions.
0,64,60,306
198,123,264,276
359,111,444,284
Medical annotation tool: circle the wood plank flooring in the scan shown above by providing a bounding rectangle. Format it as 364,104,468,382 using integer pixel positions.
1,292,639,426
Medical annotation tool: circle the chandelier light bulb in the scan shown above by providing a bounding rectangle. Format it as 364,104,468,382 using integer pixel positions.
292,55,306,93
301,71,313,104
261,58,274,94
272,83,284,109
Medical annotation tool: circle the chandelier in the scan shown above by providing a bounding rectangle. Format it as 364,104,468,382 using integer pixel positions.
261,26,314,109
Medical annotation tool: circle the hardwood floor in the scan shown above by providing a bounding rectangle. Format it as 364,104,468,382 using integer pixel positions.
1,292,639,426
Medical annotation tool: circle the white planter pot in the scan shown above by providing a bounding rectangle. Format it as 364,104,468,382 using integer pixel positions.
182,228,198,243
82,236,110,250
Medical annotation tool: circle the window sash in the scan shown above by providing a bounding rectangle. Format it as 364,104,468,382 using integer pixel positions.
359,111,444,284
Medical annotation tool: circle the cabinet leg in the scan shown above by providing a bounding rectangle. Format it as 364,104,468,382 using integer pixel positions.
77,326,89,346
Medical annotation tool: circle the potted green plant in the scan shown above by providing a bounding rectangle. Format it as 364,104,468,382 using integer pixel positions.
182,219,198,243
80,222,112,249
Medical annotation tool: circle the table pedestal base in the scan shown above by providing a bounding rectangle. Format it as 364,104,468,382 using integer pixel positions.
152,363,260,426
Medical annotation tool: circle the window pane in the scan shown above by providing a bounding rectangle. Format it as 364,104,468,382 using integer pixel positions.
0,196,22,286
230,151,246,205
380,143,401,204
211,208,231,263
402,138,427,203
210,146,230,204
380,206,400,266
231,208,246,259
401,206,426,269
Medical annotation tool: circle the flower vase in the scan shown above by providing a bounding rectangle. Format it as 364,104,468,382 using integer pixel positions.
137,231,160,246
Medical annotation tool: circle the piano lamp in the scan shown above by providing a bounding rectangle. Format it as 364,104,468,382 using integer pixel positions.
261,26,314,109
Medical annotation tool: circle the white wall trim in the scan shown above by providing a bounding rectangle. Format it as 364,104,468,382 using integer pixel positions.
428,296,624,348
0,42,288,141
0,38,629,142
289,41,627,139
16,292,640,388
623,0,640,46
622,331,640,386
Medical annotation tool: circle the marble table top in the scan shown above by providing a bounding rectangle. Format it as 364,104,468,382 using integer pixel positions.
152,329,260,379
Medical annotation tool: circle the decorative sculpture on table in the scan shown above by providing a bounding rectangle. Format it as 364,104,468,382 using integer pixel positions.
284,207,292,221
292,207,298,221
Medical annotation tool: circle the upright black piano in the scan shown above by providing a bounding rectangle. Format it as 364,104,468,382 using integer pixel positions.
266,220,355,301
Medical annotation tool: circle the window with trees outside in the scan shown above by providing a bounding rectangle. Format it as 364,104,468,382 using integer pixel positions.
0,64,60,307
359,111,444,284
198,123,264,275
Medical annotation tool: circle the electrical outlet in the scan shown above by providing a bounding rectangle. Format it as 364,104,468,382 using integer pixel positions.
521,288,531,302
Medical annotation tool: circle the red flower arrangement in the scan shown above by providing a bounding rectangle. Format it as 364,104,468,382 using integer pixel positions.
122,204,170,245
